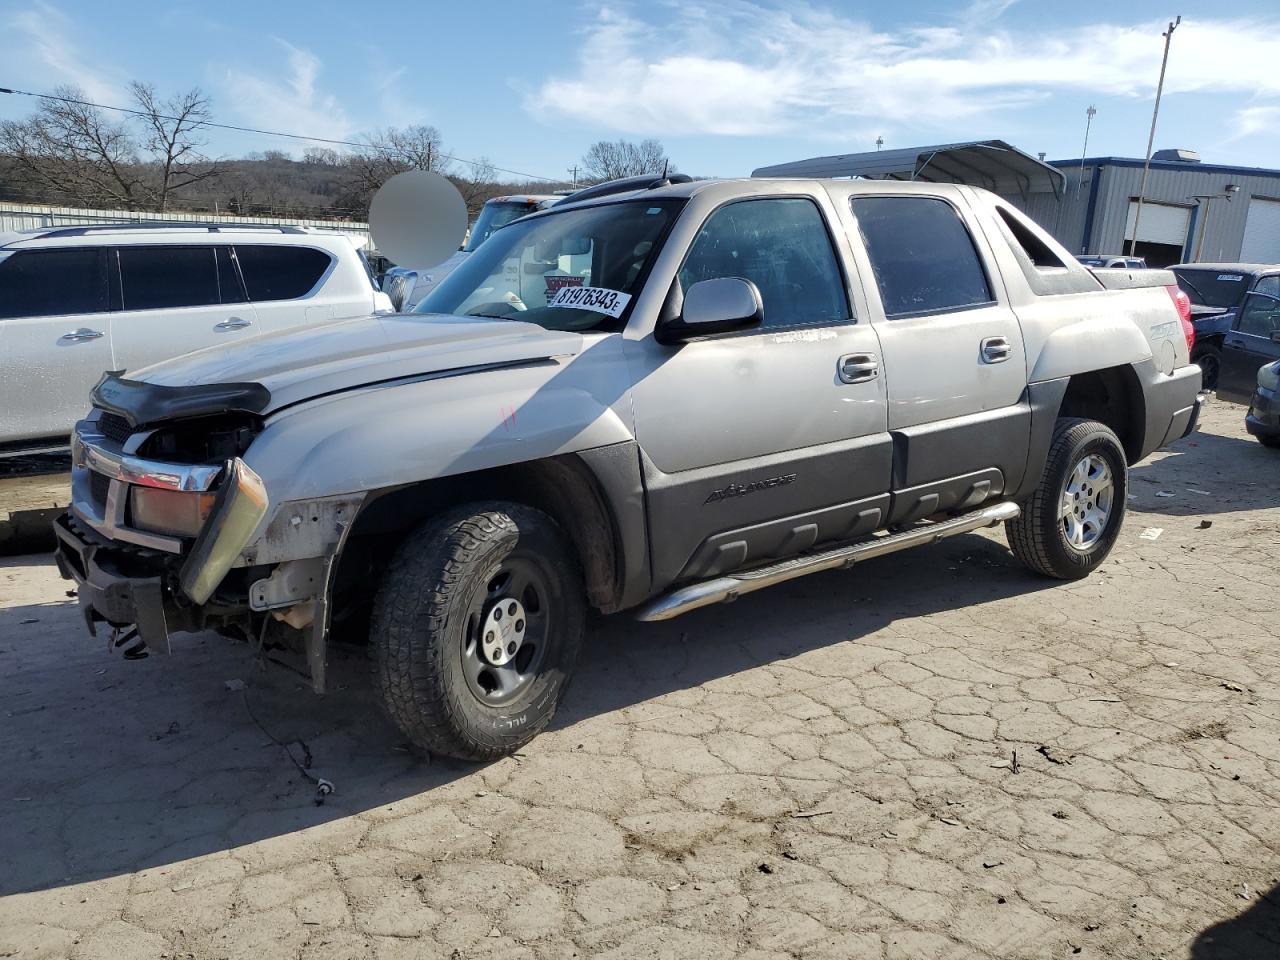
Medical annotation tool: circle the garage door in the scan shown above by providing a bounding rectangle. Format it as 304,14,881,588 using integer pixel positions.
1125,200,1191,245
1241,197,1280,263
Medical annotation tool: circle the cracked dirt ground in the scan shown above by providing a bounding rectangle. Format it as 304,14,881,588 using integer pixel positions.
1,397,1277,960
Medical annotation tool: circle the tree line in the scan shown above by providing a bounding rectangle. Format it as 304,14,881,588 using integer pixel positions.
0,84,674,221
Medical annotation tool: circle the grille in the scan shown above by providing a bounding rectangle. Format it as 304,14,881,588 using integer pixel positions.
88,469,112,508
97,412,133,446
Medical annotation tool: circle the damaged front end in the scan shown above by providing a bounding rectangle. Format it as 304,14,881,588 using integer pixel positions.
55,374,363,691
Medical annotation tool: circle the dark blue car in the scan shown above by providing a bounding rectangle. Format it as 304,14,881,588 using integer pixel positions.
1172,264,1280,396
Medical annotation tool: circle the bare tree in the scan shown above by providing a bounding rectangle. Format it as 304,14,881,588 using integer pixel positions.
303,146,342,166
0,83,220,212
579,138,671,183
130,82,219,212
0,85,146,208
450,156,499,218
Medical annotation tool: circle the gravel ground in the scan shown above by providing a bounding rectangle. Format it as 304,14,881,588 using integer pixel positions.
1,396,1277,960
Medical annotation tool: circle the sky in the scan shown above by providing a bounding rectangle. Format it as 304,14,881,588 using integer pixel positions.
2,0,1279,189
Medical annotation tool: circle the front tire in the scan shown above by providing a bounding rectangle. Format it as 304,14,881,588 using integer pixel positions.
1007,418,1128,580
371,502,585,760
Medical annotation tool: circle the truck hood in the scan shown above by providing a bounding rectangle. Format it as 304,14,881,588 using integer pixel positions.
127,313,582,415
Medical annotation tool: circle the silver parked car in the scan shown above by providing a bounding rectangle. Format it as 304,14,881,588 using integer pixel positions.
56,176,1201,760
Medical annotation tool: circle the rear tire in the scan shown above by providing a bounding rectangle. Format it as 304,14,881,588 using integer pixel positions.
1007,418,1127,580
371,502,585,761
1191,342,1221,391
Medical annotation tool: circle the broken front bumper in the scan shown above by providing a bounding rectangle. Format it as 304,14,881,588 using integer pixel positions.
58,427,271,653
53,515,179,652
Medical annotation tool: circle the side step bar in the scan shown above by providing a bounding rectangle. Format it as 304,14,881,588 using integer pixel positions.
635,500,1021,622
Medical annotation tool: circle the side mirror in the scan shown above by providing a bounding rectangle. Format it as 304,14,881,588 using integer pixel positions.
1270,330,1280,344
657,277,764,344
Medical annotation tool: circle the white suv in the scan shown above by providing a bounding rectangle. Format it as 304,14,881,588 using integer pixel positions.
0,223,392,452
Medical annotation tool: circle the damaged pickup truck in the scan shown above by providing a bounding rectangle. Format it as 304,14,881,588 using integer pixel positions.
56,175,1203,760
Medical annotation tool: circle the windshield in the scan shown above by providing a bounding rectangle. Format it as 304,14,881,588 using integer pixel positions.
1172,268,1249,309
465,200,545,252
417,199,683,332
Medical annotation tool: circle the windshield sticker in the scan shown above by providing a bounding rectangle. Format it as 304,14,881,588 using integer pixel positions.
544,275,585,296
1217,275,1244,281
548,285,632,318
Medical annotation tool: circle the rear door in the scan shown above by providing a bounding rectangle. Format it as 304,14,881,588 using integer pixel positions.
843,193,1031,521
0,247,114,444
108,244,257,372
1219,276,1280,402
234,244,343,330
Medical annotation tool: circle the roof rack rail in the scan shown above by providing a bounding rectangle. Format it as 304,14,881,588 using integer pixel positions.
32,221,314,239
558,173,693,205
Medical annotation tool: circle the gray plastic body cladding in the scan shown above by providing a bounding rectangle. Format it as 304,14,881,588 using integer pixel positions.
1133,358,1202,458
1010,378,1071,502
573,442,652,611
889,402,1030,493
642,433,893,589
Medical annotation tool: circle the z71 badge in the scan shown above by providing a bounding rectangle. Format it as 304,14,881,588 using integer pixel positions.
704,474,797,504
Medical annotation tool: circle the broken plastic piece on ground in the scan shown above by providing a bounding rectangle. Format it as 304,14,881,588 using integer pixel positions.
1197,520,1213,529
224,678,245,692
1139,528,1164,541
1155,490,1175,498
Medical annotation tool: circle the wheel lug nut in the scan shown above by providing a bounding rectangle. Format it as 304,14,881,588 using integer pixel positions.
515,619,524,631
507,642,516,654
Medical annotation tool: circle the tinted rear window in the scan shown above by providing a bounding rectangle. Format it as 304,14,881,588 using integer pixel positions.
118,246,220,310
0,248,109,320
851,196,993,318
1172,269,1249,309
235,245,331,301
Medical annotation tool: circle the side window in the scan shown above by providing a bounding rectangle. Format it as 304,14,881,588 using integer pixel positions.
678,198,848,329
1237,293,1280,338
1253,276,1280,298
0,248,108,320
236,245,332,301
851,197,994,318
118,246,220,310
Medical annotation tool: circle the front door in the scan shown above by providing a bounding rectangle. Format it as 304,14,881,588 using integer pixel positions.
108,245,258,373
844,193,1031,520
1219,278,1280,403
0,247,115,445
628,194,890,586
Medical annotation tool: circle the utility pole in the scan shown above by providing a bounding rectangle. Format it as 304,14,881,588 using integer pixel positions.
1074,105,1097,252
1128,15,1180,256
569,165,579,189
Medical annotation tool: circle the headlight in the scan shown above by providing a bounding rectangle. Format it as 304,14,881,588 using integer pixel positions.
1258,361,1280,393
130,487,217,537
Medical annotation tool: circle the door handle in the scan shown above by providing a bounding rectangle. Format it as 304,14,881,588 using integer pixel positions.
981,336,1012,363
215,317,253,330
59,328,105,342
838,352,878,384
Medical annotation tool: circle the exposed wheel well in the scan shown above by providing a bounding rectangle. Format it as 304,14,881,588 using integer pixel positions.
1191,335,1223,353
332,456,622,620
1058,365,1145,464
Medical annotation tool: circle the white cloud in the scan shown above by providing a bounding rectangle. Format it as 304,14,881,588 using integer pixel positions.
2,1,122,103
221,40,353,144
527,5,1280,140
1230,105,1280,142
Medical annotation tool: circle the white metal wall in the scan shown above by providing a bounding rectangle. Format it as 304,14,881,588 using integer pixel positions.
0,202,372,250
1240,197,1280,263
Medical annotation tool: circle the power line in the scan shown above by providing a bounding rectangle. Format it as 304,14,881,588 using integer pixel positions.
0,85,570,185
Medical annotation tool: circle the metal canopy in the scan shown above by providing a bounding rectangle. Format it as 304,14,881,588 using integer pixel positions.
751,139,1065,202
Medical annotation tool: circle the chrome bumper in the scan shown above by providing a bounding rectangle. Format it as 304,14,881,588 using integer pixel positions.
70,424,224,554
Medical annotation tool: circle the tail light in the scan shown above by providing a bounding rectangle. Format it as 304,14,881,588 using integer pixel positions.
1165,284,1194,352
